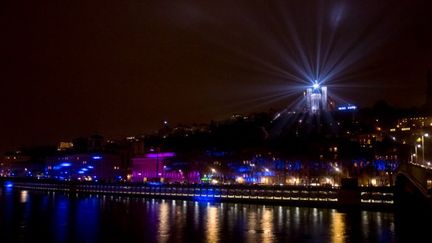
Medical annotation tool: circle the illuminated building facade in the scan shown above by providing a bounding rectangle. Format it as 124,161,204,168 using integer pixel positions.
45,153,125,181
58,142,74,151
130,152,201,183
305,82,328,114
1,152,41,177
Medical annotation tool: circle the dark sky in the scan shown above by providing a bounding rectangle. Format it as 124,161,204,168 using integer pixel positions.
1,0,432,150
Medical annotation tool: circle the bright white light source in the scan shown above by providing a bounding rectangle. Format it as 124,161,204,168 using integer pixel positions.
312,82,320,89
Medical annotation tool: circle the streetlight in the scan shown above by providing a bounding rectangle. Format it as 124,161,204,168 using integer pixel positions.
422,133,429,164
210,168,219,184
415,144,421,163
333,166,342,187
210,168,216,180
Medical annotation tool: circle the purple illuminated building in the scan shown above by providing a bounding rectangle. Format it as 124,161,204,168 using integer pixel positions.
130,152,200,183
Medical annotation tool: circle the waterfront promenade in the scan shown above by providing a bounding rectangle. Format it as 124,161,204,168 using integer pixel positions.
1,178,394,210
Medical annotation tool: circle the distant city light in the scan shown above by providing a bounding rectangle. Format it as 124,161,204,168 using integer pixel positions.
4,181,13,188
92,156,102,160
148,182,162,186
59,162,72,167
145,152,175,158
338,105,357,111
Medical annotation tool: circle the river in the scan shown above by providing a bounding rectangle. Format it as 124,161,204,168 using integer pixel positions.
0,188,430,242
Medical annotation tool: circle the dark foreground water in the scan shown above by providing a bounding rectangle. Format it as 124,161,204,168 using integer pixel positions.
0,188,431,242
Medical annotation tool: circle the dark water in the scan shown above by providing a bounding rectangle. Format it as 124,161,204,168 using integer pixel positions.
0,188,430,242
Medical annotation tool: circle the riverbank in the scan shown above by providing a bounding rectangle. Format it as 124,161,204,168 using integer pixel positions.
1,177,394,211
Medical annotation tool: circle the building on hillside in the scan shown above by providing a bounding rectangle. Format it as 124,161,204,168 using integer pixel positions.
305,81,328,114
45,153,125,181
130,152,200,183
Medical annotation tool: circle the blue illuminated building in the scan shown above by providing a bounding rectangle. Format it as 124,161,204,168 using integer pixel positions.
45,153,125,181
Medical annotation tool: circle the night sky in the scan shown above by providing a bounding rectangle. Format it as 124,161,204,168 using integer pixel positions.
1,0,432,151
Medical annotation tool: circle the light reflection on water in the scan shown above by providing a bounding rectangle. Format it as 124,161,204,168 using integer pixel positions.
0,188,423,242
206,206,219,243
261,207,274,243
19,190,28,203
158,202,170,243
331,212,346,243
